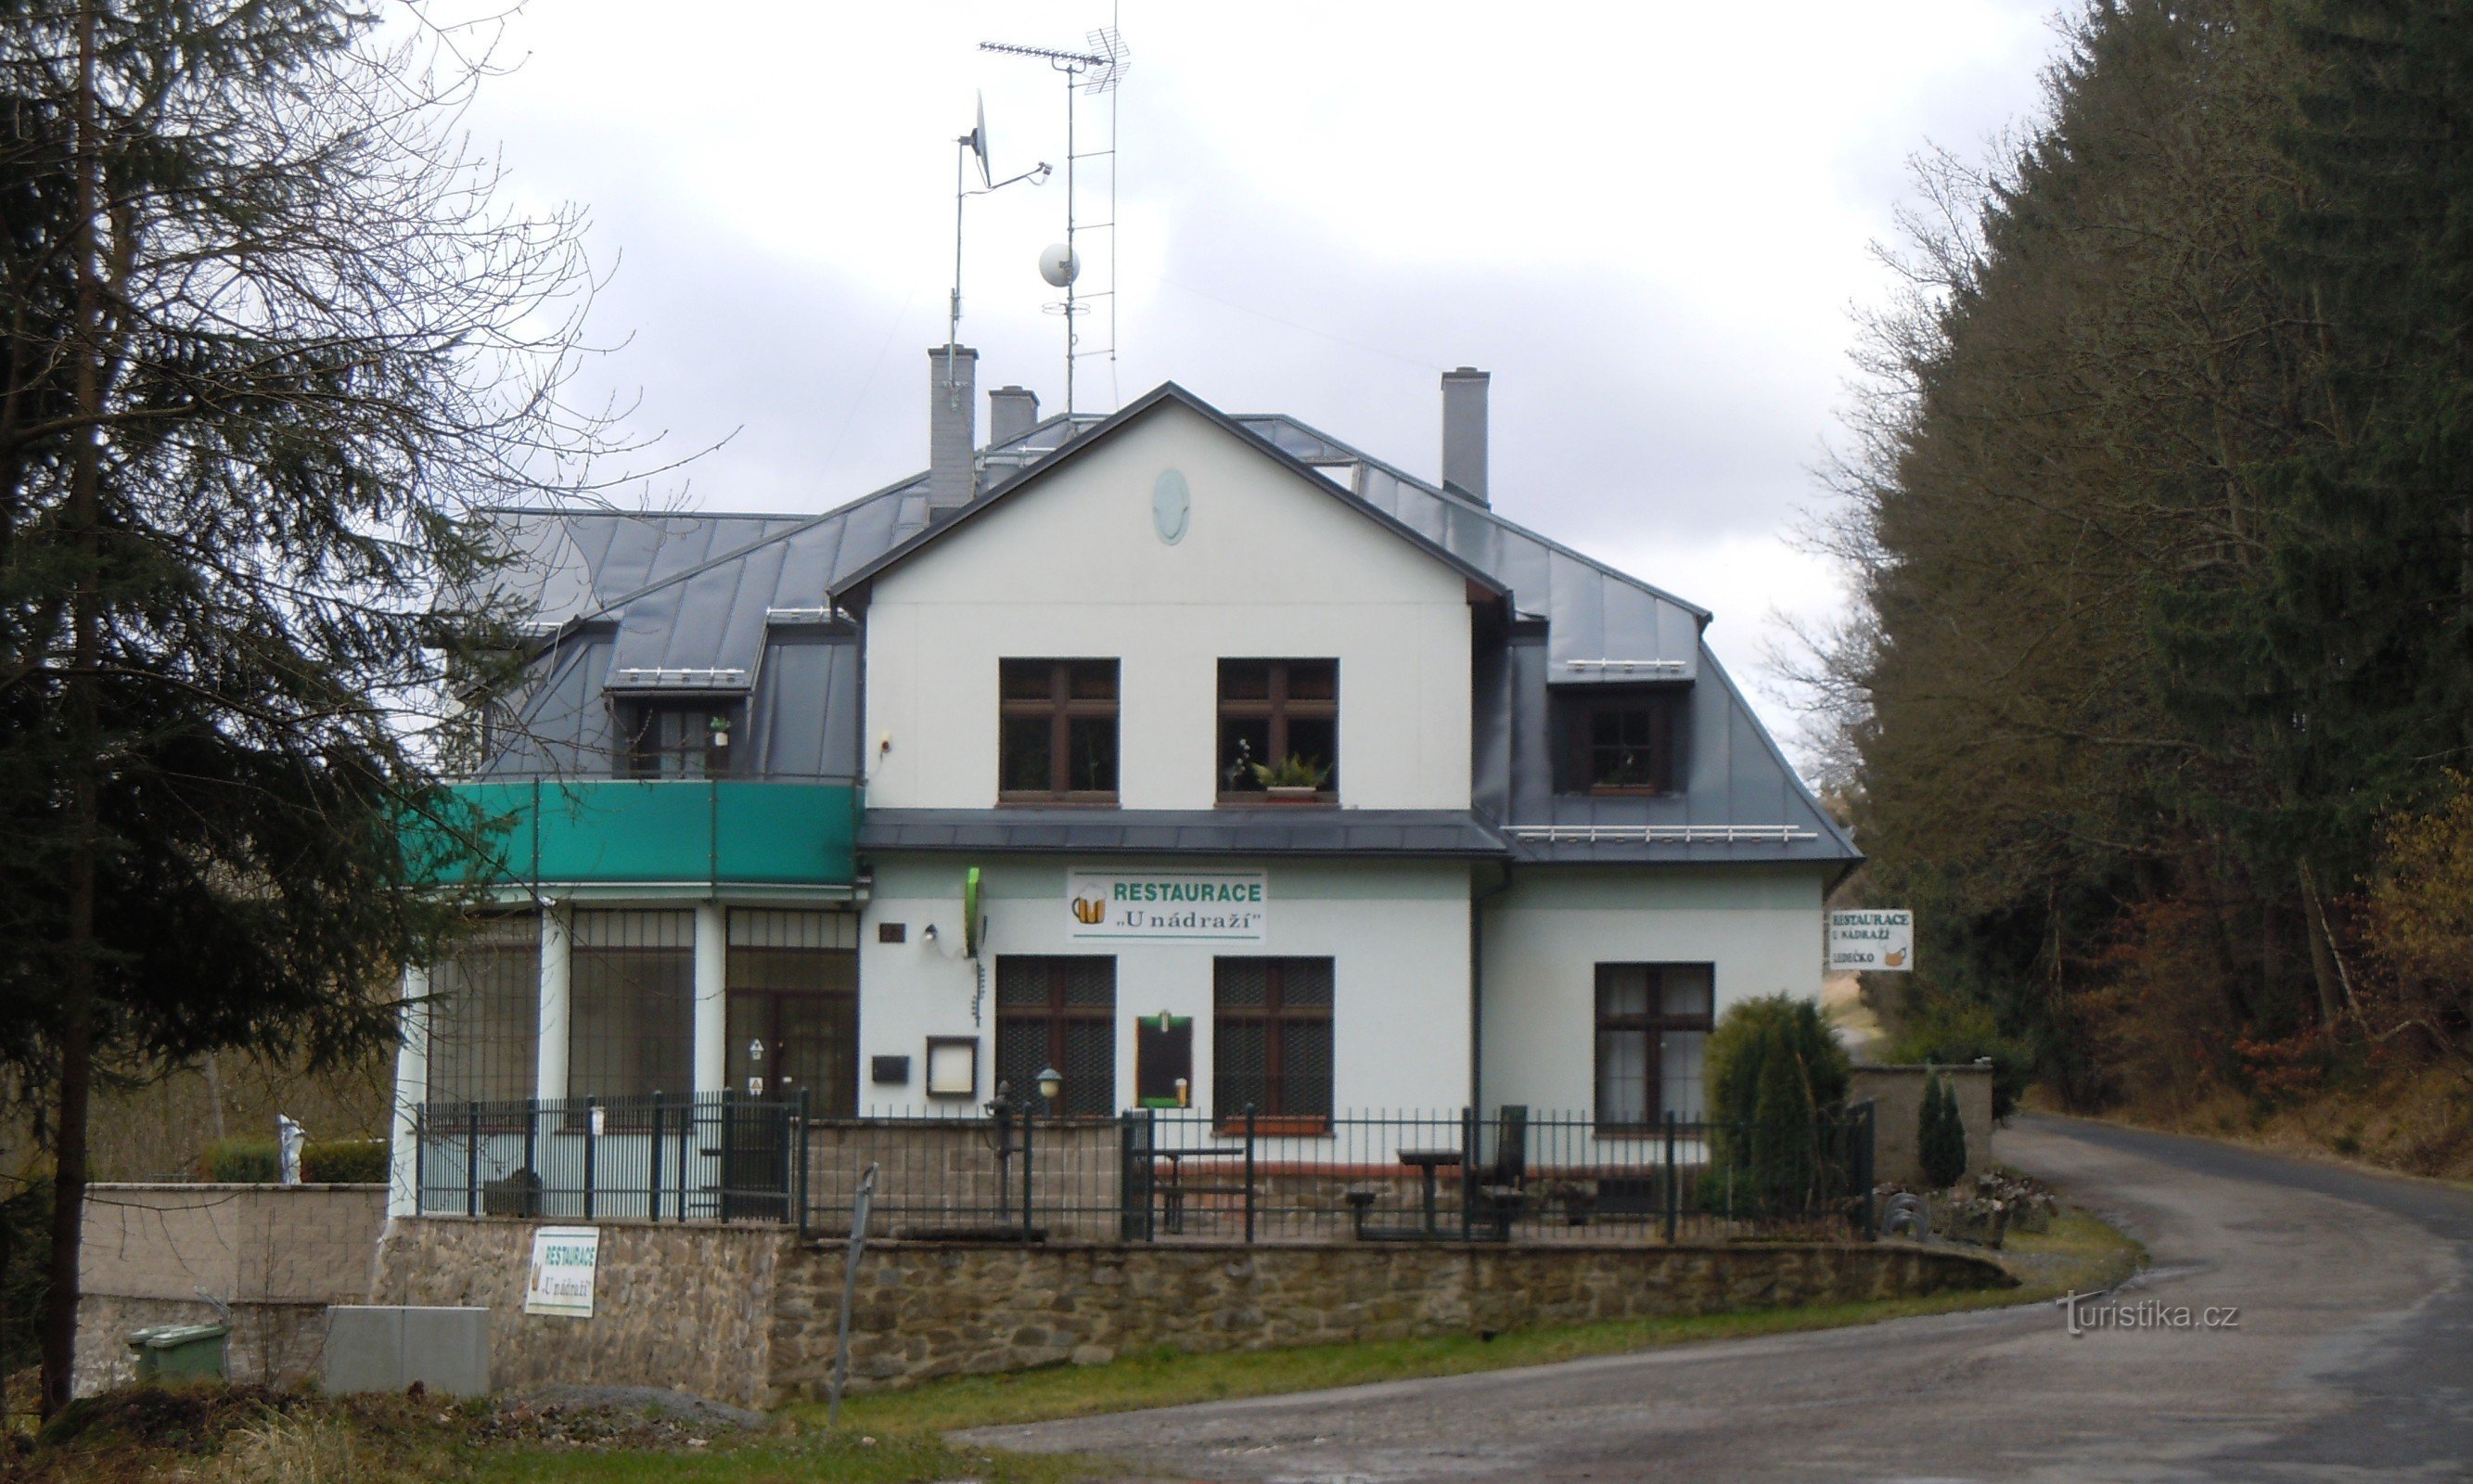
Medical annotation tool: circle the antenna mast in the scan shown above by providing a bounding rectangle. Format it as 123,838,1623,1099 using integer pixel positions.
947,94,1050,398
980,26,1129,417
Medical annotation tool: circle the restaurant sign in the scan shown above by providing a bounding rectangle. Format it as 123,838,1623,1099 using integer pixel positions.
522,1225,600,1318
1067,870,1266,941
1827,909,1914,972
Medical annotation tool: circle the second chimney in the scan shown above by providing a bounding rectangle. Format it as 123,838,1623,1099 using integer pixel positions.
988,384,1041,447
1441,366,1490,505
928,344,979,515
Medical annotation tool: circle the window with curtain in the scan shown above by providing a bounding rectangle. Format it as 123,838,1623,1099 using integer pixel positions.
1594,963,1714,1126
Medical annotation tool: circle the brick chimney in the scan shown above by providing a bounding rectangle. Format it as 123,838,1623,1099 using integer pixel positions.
927,345,979,516
988,384,1040,447
1441,366,1490,505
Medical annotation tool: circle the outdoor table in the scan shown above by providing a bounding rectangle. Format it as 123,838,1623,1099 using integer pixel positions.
1154,1146,1247,1234
1396,1147,1466,1234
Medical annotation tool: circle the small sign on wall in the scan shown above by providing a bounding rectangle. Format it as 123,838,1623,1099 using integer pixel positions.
1067,870,1266,941
523,1226,600,1318
1828,910,1915,972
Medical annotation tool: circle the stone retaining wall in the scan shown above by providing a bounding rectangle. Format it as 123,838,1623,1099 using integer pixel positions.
374,1216,2011,1408
74,1183,386,1395
370,1217,785,1410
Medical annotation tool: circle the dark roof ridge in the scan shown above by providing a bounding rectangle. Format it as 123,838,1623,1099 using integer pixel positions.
831,382,1513,604
1235,411,1713,626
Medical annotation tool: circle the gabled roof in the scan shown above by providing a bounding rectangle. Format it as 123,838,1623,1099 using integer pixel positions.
829,382,1513,608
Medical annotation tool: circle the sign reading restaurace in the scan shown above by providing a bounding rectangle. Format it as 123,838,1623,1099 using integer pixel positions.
1828,909,1914,972
1067,869,1267,941
523,1225,601,1318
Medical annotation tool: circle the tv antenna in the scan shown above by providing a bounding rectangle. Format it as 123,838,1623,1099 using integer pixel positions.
981,23,1130,416
947,90,1051,400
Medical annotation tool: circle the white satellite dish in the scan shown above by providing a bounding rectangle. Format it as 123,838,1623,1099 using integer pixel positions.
1038,242,1081,288
969,91,992,188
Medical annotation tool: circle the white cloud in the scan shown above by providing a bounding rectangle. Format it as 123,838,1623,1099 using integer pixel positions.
451,0,2058,745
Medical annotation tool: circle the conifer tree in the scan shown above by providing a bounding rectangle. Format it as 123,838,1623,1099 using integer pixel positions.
1,1,612,1413
1918,1072,1968,1190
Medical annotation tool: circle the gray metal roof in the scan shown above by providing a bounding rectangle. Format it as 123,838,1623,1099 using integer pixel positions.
860,809,1509,858
475,381,1857,871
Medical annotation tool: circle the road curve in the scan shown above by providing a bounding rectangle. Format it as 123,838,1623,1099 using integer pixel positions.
966,1115,2473,1482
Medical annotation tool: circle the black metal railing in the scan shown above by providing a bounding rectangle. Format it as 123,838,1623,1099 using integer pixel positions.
413,1092,812,1233
412,1098,1876,1246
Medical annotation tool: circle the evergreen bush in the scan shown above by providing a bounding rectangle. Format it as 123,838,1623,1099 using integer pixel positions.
1918,1070,1970,1189
1702,994,1856,1217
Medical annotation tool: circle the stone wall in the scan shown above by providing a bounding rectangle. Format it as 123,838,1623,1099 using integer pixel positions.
374,1216,2011,1408
369,1217,785,1410
75,1183,386,1395
1852,1066,1996,1187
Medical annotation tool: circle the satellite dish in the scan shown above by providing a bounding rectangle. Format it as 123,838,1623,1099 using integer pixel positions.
969,91,992,188
1039,242,1081,288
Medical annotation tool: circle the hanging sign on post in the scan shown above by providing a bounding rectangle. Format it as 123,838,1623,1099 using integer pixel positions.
1828,910,1915,972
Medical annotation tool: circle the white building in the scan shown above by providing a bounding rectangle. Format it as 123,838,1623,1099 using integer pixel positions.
391,351,1858,1210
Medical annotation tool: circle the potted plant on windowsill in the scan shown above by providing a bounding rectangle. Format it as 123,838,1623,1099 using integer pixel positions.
1250,753,1331,802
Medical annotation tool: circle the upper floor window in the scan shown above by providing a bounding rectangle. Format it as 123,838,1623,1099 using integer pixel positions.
622,700,739,779
1000,659,1119,802
1557,689,1678,796
1218,659,1338,802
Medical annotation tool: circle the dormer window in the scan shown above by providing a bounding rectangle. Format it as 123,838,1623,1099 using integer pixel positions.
621,700,739,779
1556,688,1679,796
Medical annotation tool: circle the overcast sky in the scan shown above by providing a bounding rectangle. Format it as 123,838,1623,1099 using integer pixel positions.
460,1,2063,753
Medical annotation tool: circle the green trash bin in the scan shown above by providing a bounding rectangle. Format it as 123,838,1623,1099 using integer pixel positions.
126,1323,229,1384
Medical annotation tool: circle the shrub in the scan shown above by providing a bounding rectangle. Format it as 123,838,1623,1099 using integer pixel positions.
207,1138,281,1183
1885,988,2033,1118
301,1137,389,1184
1918,1070,1969,1188
1703,994,1857,1216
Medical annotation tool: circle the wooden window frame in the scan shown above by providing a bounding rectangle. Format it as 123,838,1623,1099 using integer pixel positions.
1593,963,1714,1131
998,659,1121,804
1558,690,1678,797
1216,659,1339,805
1212,957,1335,1131
993,956,1118,1118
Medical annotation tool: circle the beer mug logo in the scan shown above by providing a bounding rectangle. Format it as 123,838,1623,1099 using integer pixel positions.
1070,897,1107,925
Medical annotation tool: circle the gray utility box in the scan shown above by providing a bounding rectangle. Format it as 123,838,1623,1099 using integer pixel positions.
322,1306,490,1397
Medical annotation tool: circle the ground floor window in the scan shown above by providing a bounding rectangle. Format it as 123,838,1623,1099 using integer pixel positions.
994,956,1117,1117
569,909,695,1103
1213,957,1335,1125
725,909,858,1113
426,914,538,1108
1595,963,1714,1126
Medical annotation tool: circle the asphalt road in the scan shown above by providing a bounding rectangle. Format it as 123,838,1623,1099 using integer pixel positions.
967,1115,2473,1482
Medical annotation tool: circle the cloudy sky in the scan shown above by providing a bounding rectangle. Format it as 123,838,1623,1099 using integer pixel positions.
459,1,2064,752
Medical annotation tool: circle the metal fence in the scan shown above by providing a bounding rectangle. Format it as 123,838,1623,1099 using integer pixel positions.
414,1093,810,1226
413,1099,1876,1245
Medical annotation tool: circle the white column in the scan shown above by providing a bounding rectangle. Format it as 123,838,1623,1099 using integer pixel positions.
388,964,429,1218
694,902,727,1098
536,903,570,1103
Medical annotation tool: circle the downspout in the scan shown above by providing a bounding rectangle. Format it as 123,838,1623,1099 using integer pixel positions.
1468,860,1514,1113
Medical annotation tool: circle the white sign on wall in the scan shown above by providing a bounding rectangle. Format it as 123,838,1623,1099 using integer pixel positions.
1067,870,1267,941
1828,910,1915,972
522,1225,600,1318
